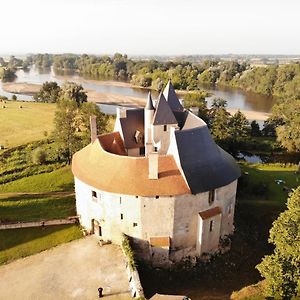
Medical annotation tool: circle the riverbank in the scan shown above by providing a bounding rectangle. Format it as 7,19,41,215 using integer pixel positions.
87,89,146,107
227,109,270,121
2,82,270,121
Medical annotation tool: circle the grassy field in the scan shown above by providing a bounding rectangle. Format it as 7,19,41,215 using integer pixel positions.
0,193,75,222
0,166,75,222
0,142,78,264
0,225,82,265
0,166,74,193
0,101,55,148
238,163,299,210
0,141,67,185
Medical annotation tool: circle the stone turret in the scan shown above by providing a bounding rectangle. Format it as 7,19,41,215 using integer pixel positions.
144,92,155,156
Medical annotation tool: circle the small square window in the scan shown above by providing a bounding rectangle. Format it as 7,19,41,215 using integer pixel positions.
155,195,159,199
209,220,214,232
120,213,123,220
208,190,215,205
133,222,138,227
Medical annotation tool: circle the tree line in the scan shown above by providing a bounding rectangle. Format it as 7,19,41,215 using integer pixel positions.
28,53,300,99
0,55,33,82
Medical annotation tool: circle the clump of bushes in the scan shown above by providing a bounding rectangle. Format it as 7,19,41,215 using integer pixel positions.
0,141,66,185
31,147,47,165
122,234,136,270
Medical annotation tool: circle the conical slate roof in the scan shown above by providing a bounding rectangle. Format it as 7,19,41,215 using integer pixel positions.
163,80,184,112
153,93,177,125
145,92,155,110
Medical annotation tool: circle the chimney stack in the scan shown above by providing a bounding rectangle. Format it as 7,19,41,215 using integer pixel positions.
148,151,159,180
90,115,97,143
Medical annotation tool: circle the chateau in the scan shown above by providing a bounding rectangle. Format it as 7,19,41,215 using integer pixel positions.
72,81,241,267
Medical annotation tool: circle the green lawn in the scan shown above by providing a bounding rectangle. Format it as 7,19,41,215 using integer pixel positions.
0,166,75,222
0,166,74,193
0,194,76,222
238,163,299,212
0,141,67,185
0,225,82,265
0,101,56,148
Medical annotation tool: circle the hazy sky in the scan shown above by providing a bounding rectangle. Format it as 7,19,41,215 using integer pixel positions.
1,0,300,55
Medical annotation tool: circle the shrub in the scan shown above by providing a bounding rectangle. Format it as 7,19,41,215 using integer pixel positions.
122,234,136,270
31,147,47,165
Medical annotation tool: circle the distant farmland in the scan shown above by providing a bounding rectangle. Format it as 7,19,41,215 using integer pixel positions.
0,101,55,148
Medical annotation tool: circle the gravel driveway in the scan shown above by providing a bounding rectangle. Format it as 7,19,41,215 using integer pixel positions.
0,236,131,300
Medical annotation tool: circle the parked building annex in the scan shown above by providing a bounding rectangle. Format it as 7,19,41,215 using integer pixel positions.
72,80,241,267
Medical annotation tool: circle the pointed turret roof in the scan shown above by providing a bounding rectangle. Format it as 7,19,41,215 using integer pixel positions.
163,80,184,112
145,92,155,110
153,93,177,125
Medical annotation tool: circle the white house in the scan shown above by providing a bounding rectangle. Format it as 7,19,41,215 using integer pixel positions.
72,80,240,267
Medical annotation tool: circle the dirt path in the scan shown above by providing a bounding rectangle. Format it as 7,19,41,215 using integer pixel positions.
0,218,77,230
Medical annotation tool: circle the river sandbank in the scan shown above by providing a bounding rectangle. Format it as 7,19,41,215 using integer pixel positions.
2,83,41,95
2,82,270,121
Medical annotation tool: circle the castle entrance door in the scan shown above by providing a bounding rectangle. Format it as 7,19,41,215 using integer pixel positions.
92,219,102,236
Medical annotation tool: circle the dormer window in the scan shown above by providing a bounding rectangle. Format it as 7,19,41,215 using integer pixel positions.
134,130,143,144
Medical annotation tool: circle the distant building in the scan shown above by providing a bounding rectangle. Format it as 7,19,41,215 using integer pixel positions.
72,80,240,267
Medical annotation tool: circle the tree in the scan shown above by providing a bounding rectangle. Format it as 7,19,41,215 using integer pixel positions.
183,91,210,124
256,187,300,299
53,97,81,164
60,82,87,105
262,117,282,137
250,120,261,137
0,67,16,82
229,110,249,140
210,107,231,142
79,102,109,145
211,97,227,109
53,85,108,163
198,68,220,85
34,81,61,103
272,99,300,153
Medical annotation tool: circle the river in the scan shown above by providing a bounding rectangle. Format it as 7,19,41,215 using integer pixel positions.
0,66,275,115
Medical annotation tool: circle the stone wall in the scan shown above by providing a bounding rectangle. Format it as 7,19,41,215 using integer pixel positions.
75,177,238,266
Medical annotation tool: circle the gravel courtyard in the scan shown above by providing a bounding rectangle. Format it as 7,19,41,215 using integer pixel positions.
0,236,131,300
